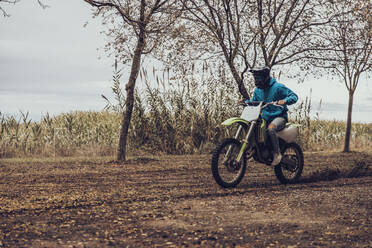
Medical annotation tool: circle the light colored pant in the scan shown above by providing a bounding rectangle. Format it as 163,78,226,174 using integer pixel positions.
267,117,286,153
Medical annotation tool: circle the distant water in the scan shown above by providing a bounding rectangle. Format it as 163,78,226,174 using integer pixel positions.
311,110,372,124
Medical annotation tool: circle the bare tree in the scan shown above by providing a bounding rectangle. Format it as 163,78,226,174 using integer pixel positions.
251,0,336,68
0,0,47,17
83,0,180,162
178,0,336,98
0,0,20,16
307,0,371,152
179,0,254,98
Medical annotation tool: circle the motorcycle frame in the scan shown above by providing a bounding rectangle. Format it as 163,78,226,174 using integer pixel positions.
222,102,280,165
222,118,258,164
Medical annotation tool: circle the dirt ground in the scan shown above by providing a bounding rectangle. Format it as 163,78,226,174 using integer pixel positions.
0,150,371,247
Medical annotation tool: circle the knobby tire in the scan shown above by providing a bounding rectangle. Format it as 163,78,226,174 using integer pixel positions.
211,138,247,188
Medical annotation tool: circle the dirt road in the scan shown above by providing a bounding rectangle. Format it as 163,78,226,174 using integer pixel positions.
0,151,371,247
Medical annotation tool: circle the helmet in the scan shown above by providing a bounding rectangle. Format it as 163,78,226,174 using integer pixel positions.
249,66,271,89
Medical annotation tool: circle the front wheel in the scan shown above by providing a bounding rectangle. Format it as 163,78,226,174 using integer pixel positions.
274,143,304,184
211,138,247,188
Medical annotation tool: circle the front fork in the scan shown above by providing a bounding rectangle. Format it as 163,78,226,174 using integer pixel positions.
223,121,256,163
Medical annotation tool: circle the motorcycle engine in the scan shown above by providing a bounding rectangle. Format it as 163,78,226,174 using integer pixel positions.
261,147,272,160
252,144,273,164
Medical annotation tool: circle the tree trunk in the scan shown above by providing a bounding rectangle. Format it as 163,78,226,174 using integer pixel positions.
117,33,145,162
228,62,250,99
218,40,250,99
343,90,354,153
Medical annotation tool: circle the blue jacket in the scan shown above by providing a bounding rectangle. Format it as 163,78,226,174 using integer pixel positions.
247,78,298,122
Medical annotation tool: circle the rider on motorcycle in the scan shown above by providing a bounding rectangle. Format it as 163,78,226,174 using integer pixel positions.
243,66,298,166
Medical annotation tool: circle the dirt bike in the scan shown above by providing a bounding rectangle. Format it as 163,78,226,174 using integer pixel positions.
211,101,304,188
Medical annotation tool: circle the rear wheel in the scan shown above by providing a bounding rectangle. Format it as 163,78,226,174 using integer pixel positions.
211,138,247,188
274,143,304,184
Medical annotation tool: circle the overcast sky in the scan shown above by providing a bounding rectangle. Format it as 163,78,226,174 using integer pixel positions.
0,0,113,121
0,0,371,123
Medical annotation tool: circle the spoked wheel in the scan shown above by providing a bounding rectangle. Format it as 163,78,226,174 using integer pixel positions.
274,143,304,184
211,138,247,188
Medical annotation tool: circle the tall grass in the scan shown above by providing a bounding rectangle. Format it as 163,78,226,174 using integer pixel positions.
0,111,121,158
1,66,371,158
127,64,243,154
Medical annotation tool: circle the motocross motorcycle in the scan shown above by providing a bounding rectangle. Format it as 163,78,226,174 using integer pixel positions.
211,101,304,188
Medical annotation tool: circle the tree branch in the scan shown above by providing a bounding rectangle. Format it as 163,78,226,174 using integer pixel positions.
84,0,139,25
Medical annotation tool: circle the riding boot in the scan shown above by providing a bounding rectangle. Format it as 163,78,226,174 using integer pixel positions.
267,128,282,166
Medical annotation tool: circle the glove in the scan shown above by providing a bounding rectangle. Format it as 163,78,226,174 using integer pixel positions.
237,99,249,105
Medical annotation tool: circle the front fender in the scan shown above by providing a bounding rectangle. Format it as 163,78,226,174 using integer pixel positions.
221,117,250,126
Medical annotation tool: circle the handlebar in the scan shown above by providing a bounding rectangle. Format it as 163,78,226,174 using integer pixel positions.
239,101,284,109
262,101,284,109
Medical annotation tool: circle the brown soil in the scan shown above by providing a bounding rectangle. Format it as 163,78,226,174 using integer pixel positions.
0,151,371,247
